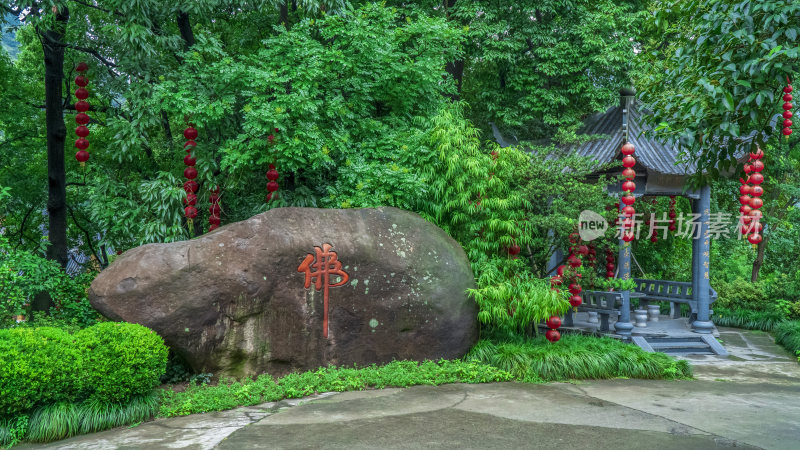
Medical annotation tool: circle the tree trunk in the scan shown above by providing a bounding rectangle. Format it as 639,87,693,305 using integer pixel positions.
280,2,289,29
35,6,70,312
443,0,463,100
176,11,195,50
751,234,767,282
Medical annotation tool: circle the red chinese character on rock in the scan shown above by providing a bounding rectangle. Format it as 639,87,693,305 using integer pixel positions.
297,243,349,338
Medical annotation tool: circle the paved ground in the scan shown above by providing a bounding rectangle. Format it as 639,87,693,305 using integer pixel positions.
23,328,800,450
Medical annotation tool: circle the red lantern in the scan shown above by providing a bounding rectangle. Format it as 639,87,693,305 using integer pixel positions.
569,295,582,308
750,186,763,197
749,173,764,185
209,215,221,226
622,168,636,179
545,329,561,343
783,102,793,111
76,113,90,125
567,255,581,268
183,180,199,193
76,126,89,137
267,181,279,192
556,265,567,276
183,193,197,206
75,101,90,112
184,154,196,166
546,316,561,329
606,270,615,278
75,87,89,100
184,166,198,180
785,110,793,119
621,194,635,206
508,244,521,256
75,138,89,150
266,168,279,181
209,203,221,216
739,184,751,195
750,149,764,160
621,143,635,155
184,140,197,151
75,150,89,163
577,245,589,255
76,62,88,72
749,197,763,209
751,160,764,172
184,127,198,140
739,195,752,205
75,75,88,86
184,206,198,219
784,127,794,136
622,231,635,242
786,85,794,94
622,180,636,192
749,209,763,220
550,276,563,287
568,283,582,295
784,93,793,102
748,233,762,245
622,156,636,168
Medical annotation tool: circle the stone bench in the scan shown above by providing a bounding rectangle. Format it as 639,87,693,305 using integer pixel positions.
632,278,717,320
564,290,628,333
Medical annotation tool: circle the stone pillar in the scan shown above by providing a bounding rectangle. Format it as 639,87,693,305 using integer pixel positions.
693,184,713,334
615,202,634,336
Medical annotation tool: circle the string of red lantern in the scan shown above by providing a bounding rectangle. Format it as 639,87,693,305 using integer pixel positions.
74,62,91,166
208,185,221,231
649,197,659,243
266,128,280,202
620,142,637,242
605,247,615,279
783,79,793,137
740,148,765,246
183,125,199,230
668,196,677,233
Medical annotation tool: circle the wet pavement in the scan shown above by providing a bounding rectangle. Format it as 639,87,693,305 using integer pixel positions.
22,327,800,450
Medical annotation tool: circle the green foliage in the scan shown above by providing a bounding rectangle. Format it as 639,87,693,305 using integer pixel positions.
714,278,773,312
712,307,785,331
0,415,28,448
76,322,168,404
639,0,800,173
597,277,638,292
773,321,800,361
450,0,646,141
0,323,167,419
0,235,99,328
159,359,513,417
467,334,691,382
0,327,82,417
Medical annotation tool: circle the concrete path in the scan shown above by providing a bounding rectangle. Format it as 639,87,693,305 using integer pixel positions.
23,328,800,450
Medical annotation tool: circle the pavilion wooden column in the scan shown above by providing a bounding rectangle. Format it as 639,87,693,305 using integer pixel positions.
692,184,713,334
614,202,634,336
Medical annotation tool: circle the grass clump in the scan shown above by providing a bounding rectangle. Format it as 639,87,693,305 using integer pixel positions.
712,307,785,331
467,334,692,382
0,393,158,446
773,321,800,361
159,359,513,417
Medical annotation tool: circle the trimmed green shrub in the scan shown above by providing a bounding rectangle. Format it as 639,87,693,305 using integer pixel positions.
0,327,82,416
714,278,773,312
77,322,168,404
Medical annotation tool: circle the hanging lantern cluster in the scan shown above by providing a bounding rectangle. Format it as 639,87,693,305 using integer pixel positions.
566,232,584,310
783,79,793,137
183,125,199,228
740,148,765,245
545,315,561,343
266,128,280,202
74,62,91,166
586,244,597,270
668,196,677,232
605,247,615,279
620,142,637,242
208,185,221,231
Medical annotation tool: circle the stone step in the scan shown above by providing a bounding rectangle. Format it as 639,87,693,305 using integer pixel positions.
649,341,710,349
659,347,716,355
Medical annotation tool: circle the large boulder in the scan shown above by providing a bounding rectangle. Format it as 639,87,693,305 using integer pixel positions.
89,207,477,378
